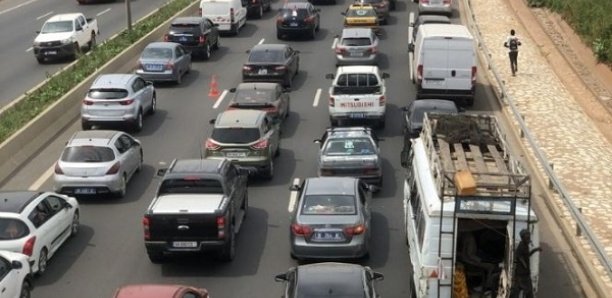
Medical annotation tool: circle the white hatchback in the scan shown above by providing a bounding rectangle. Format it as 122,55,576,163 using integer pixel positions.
0,191,80,275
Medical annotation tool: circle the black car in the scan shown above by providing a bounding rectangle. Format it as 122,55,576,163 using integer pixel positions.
164,17,220,60
275,262,384,297
243,0,272,19
242,44,300,88
227,82,290,123
276,2,320,40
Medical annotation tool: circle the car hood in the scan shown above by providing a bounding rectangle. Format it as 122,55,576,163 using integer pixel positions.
35,32,73,43
320,155,379,169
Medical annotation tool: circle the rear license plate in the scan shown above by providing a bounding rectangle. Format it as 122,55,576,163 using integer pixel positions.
147,64,163,71
226,152,247,158
350,113,366,119
44,50,57,55
172,241,197,248
313,232,345,241
349,52,363,57
290,22,298,27
425,79,444,86
258,69,268,75
75,188,96,195
179,37,187,42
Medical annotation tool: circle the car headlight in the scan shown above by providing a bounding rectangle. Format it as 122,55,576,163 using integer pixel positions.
33,41,41,47
60,38,73,45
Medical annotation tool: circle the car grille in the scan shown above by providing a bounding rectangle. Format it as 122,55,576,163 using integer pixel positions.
41,41,61,47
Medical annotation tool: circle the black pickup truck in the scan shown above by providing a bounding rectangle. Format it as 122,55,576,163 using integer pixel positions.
143,158,249,263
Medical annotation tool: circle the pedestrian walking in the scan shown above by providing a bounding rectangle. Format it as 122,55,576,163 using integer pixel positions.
509,229,542,298
504,29,521,76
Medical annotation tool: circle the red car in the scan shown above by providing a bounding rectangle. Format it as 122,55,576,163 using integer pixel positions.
113,284,209,298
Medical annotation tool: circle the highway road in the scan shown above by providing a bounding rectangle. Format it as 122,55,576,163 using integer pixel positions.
0,0,588,297
0,0,171,106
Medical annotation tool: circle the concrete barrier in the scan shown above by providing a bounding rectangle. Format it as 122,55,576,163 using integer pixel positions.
0,1,201,185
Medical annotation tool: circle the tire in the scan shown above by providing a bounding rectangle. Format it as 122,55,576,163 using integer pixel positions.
284,75,292,89
72,43,80,60
176,70,183,85
274,144,280,157
115,174,127,198
213,37,220,50
310,27,316,40
148,94,156,115
89,33,96,51
136,150,143,173
19,280,31,298
36,248,48,275
36,56,44,64
277,31,283,40
148,251,166,264
202,44,211,60
232,23,240,36
218,225,236,262
69,211,79,237
263,159,274,180
133,110,143,132
81,120,91,130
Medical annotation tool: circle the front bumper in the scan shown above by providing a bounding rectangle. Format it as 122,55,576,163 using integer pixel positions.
81,110,139,125
53,173,123,195
33,44,76,59
291,234,368,260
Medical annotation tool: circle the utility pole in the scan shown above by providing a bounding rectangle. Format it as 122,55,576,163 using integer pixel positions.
126,0,133,32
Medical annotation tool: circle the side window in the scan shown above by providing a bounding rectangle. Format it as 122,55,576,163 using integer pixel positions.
337,74,348,86
119,135,134,151
74,20,82,31
45,196,66,215
176,47,183,58
0,257,9,281
132,78,144,92
79,16,86,26
28,201,51,228
115,138,127,154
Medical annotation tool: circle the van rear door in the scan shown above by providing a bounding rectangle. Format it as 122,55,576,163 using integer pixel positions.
445,38,474,91
421,38,449,90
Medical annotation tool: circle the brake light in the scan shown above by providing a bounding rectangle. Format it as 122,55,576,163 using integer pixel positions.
291,224,313,236
250,138,269,150
205,138,221,151
243,65,253,71
329,97,335,107
335,47,346,54
82,99,94,105
276,16,284,25
379,95,386,106
199,35,206,44
230,8,235,23
421,0,430,4
344,224,365,236
217,216,225,239
417,64,423,84
369,47,378,54
22,236,36,256
443,0,451,4
274,65,287,71
119,99,135,105
165,62,174,70
304,16,315,24
163,34,169,42
142,216,150,240
471,66,477,84
54,162,63,174
106,162,120,175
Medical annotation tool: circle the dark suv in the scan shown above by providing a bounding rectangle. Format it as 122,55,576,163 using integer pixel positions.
164,17,220,60
276,2,320,40
243,0,271,19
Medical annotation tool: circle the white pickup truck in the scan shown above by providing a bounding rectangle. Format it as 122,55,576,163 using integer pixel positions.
326,65,389,128
33,13,99,63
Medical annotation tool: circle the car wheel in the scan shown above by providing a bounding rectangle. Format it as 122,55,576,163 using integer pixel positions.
148,94,157,115
203,44,211,60
218,224,236,261
264,159,274,180
310,27,316,39
176,70,183,85
284,75,292,89
276,31,283,40
377,117,386,129
233,23,240,36
36,56,45,64
390,0,395,10
37,248,48,275
115,174,127,198
19,280,31,298
70,211,79,237
257,5,264,19
81,120,91,130
89,33,96,51
148,251,166,264
133,110,143,132
136,150,143,173
72,42,81,60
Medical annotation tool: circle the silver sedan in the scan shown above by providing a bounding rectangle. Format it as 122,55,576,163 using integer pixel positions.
135,42,191,85
53,130,143,198
288,177,372,261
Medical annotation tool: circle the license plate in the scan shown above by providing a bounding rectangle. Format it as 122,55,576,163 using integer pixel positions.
179,37,187,42
290,22,298,27
74,188,96,194
350,113,366,119
45,50,57,55
226,152,247,158
258,69,268,75
313,232,345,241
172,241,197,248
349,52,363,57
425,79,444,86
147,64,163,71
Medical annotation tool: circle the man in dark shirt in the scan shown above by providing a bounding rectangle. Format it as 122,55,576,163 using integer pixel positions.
509,229,542,298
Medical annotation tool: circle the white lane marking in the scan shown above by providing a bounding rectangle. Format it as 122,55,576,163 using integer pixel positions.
312,88,322,107
331,37,338,49
257,38,265,45
0,0,38,16
36,11,53,20
25,47,33,52
97,8,111,17
212,90,229,109
29,164,55,191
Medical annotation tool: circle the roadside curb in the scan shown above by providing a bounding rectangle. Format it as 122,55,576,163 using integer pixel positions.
0,0,201,186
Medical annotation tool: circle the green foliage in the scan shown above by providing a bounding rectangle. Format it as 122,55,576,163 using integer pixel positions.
0,0,195,143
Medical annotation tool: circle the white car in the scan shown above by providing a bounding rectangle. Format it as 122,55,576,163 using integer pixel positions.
0,191,80,275
0,250,33,298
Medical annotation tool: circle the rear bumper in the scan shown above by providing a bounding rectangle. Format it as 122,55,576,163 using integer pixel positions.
329,109,386,121
53,173,123,195
416,86,475,100
145,240,226,255
291,235,368,260
136,69,178,82
277,25,315,35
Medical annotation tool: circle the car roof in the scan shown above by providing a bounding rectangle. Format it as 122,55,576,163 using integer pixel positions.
411,99,458,111
47,13,81,22
419,24,473,39
171,17,203,25
304,177,358,196
236,82,279,91
145,42,179,49
295,263,366,295
327,127,373,139
113,284,184,298
215,110,266,127
250,44,288,52
336,65,379,74
169,159,225,175
91,74,135,89
341,28,373,38
68,130,120,146
0,191,42,214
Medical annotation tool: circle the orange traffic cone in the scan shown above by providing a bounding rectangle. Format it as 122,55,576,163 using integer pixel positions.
208,75,220,98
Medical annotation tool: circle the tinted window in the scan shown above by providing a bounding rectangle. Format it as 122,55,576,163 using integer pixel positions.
248,50,284,63
347,8,376,18
334,74,381,95
171,23,199,29
0,257,9,281
211,128,261,144
158,178,224,195
361,0,383,4
142,47,173,59
234,89,276,104
280,8,309,18
0,218,29,240
61,146,115,162
41,21,73,33
87,89,129,100
301,195,357,215
324,138,375,156
341,38,372,46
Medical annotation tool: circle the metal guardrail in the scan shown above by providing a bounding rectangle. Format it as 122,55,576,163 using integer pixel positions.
461,0,612,280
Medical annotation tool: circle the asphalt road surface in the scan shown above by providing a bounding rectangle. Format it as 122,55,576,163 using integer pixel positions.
0,0,587,297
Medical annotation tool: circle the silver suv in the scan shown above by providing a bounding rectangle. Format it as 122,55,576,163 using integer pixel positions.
334,28,379,66
81,74,156,132
203,110,280,179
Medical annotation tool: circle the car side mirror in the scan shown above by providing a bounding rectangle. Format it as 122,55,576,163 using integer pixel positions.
372,272,384,281
382,73,390,79
325,73,334,80
275,273,288,282
229,88,237,93
209,119,216,124
36,30,40,34
313,139,322,144
245,49,251,54
11,261,23,270
408,43,415,52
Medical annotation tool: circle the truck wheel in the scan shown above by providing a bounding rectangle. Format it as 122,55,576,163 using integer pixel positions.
89,33,96,51
132,110,143,132
72,42,81,60
263,159,274,180
218,225,236,262
148,251,166,264
36,56,45,64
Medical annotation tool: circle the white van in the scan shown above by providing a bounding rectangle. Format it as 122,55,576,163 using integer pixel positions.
200,0,247,35
409,24,476,106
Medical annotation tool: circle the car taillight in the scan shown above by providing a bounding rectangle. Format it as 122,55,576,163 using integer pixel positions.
291,224,313,236
119,99,135,105
369,47,378,54
344,224,365,236
443,0,451,4
106,162,120,175
329,97,335,107
304,16,315,24
82,99,94,105
54,162,63,174
274,65,287,71
335,47,346,54
276,17,284,25
165,62,174,70
217,216,225,239
250,138,269,150
205,138,221,150
417,64,423,84
163,34,169,42
142,216,150,240
379,95,386,106
243,65,253,71
471,66,477,84
22,236,36,256
199,35,206,44
230,8,235,23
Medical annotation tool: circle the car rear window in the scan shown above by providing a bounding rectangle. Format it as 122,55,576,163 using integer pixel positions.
347,8,376,18
87,89,129,100
248,50,284,63
333,73,381,95
158,178,224,195
211,128,261,144
301,195,357,215
279,8,309,18
0,218,29,240
61,146,115,162
234,89,276,104
341,37,372,46
324,138,375,156
171,23,199,29
141,47,173,59
361,0,383,4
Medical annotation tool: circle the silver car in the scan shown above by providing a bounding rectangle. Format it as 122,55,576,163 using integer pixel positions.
135,42,191,85
314,127,382,187
334,28,379,66
288,177,372,261
53,130,143,198
81,74,156,132
418,0,453,16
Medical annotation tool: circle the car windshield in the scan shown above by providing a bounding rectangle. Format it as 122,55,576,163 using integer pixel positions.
341,37,372,46
158,178,224,195
61,146,115,162
211,128,261,144
141,47,173,59
41,20,73,33
347,8,376,18
301,195,357,215
233,89,276,104
87,89,129,100
248,50,284,63
279,8,309,18
0,218,29,240
323,138,375,156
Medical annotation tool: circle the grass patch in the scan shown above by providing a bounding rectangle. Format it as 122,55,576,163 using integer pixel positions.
0,0,196,143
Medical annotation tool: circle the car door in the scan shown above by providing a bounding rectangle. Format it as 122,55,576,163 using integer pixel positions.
264,117,280,153
27,200,58,256
44,195,73,249
131,77,146,111
0,255,19,298
119,134,140,178
358,182,372,234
